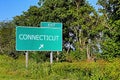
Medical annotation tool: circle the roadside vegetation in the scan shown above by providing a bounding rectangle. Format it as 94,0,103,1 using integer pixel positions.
0,55,120,80
0,0,120,79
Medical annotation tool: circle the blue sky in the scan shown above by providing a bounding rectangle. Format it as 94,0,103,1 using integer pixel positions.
87,0,98,10
0,0,39,21
0,0,98,21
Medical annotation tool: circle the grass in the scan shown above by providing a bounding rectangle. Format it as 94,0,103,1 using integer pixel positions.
0,54,120,80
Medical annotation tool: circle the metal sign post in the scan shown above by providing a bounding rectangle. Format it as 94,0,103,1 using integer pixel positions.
50,51,53,64
56,51,59,62
25,51,28,68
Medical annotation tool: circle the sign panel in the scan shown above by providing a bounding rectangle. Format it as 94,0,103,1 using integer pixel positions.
16,26,62,51
40,22,62,29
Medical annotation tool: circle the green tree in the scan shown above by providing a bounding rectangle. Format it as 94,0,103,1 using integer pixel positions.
67,0,103,60
97,0,120,59
0,21,16,57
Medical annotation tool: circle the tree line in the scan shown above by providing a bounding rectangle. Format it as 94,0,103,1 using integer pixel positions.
0,0,119,62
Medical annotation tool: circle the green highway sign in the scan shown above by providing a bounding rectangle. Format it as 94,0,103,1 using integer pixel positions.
16,26,62,51
40,22,62,29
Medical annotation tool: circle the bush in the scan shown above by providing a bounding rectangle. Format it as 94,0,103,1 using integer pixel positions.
0,55,120,80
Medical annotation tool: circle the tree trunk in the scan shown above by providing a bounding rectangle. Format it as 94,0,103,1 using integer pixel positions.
66,47,70,54
0,46,3,53
87,44,91,60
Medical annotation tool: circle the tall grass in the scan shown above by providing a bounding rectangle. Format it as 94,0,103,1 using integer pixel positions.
0,55,120,80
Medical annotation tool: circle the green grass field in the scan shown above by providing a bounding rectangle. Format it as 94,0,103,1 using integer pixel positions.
0,55,120,80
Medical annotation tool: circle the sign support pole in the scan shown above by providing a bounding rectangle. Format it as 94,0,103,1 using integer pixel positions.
56,51,59,62
25,51,28,68
50,51,53,64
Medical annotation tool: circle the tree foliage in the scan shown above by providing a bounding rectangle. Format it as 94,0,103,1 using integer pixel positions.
1,0,119,61
0,21,18,58
98,0,120,59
